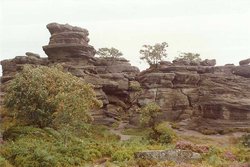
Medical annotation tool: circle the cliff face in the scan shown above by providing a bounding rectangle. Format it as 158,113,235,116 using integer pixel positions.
1,23,250,132
136,63,250,132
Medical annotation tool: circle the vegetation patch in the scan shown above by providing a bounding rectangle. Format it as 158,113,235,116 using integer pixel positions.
0,65,249,167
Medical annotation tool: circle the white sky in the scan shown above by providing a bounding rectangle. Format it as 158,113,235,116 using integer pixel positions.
1,0,250,73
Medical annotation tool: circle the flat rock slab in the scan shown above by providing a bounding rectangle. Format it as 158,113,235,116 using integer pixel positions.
134,149,201,163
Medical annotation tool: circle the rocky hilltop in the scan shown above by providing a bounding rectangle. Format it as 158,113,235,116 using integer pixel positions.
1,23,250,133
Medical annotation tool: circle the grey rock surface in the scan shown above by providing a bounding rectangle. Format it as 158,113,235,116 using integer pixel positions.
134,149,201,163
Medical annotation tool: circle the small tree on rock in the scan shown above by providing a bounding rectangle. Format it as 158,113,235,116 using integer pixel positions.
139,42,168,66
174,52,201,63
96,47,123,59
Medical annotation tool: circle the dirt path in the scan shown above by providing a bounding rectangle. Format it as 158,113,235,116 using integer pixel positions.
109,121,133,141
175,128,246,146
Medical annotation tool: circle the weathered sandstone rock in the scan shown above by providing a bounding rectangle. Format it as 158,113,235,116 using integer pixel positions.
232,65,250,78
239,58,250,66
25,52,40,58
200,59,216,66
134,149,201,163
43,22,95,62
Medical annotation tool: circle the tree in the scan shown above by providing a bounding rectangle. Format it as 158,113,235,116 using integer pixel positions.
4,65,102,128
139,42,168,66
174,52,201,63
96,47,123,59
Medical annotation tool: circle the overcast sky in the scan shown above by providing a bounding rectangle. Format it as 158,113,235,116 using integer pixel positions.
1,0,250,73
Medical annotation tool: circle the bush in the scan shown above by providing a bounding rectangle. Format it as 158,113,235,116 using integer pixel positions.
0,126,148,166
4,65,102,128
174,52,201,64
111,150,133,162
149,122,176,144
139,103,176,144
129,81,141,91
3,126,46,141
1,129,103,166
139,102,161,128
0,155,12,167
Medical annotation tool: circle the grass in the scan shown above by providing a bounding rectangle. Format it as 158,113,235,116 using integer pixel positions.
122,126,250,167
0,113,249,167
122,127,151,136
0,124,172,167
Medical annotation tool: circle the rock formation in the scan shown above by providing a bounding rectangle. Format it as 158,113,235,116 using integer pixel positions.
239,58,250,66
43,23,95,62
1,22,250,133
1,23,140,126
135,61,250,133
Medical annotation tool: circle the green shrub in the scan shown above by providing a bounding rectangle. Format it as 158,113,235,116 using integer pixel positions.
1,134,96,166
0,123,172,166
3,126,47,141
1,138,57,167
111,149,133,162
207,154,225,167
204,147,225,167
149,122,176,144
129,81,141,91
4,65,102,128
139,102,161,128
139,103,176,144
0,157,13,167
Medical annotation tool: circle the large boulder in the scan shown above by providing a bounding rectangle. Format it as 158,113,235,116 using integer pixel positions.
134,149,201,163
232,65,250,78
172,59,191,66
200,59,216,66
239,58,250,66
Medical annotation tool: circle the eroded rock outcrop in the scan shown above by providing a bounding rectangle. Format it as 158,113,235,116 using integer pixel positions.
0,55,48,89
135,61,250,133
43,23,95,62
1,23,140,126
1,23,250,133
239,58,250,66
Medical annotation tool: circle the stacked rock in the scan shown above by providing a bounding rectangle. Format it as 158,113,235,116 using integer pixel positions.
43,23,95,62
